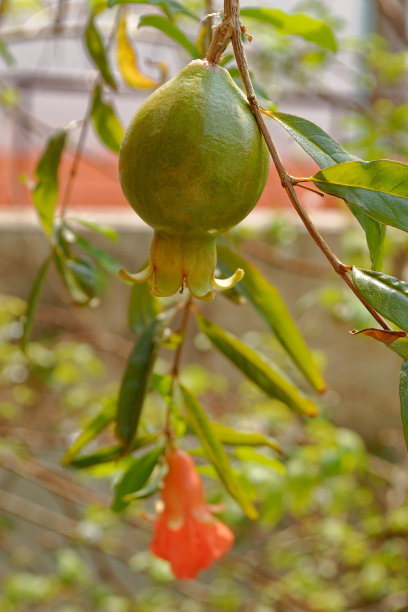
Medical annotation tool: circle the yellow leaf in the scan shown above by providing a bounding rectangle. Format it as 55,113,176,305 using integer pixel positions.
116,14,158,89
195,23,207,58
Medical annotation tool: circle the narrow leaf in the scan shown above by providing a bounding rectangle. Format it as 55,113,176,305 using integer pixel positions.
217,246,325,392
91,84,124,152
21,254,52,350
352,267,408,332
240,7,337,51
68,218,118,241
400,361,408,451
348,203,385,271
138,15,200,58
67,434,159,468
62,398,116,465
271,111,358,168
311,160,408,233
180,384,258,519
112,445,164,511
390,337,408,361
122,466,165,501
74,234,120,275
0,39,15,66
54,251,92,305
108,0,199,20
196,313,317,417
271,112,385,270
210,422,281,453
116,14,158,89
116,317,165,449
85,16,117,89
32,129,67,236
234,447,285,474
66,256,106,298
128,283,161,335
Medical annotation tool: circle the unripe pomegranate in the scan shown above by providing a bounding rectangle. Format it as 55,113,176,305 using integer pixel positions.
119,59,269,300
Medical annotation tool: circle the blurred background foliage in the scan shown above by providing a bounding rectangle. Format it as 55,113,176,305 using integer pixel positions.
2,0,408,609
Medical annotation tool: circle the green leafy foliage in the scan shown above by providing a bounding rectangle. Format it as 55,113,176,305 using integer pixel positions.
196,313,318,417
180,383,258,519
115,317,166,449
62,397,116,465
128,283,161,335
240,7,337,51
352,268,408,332
85,16,117,89
138,15,200,58
218,245,325,391
90,84,124,152
67,434,159,468
66,218,118,241
0,39,15,65
272,112,385,269
399,361,408,451
112,445,164,511
107,0,199,19
21,255,52,350
311,160,408,233
32,129,67,236
210,422,281,452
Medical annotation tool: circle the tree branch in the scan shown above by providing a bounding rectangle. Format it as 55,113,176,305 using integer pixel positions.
221,0,392,332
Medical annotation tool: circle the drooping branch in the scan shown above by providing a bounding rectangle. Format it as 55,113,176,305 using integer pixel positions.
207,0,392,332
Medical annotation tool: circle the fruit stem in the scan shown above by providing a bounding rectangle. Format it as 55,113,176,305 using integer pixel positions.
224,0,392,332
205,15,233,64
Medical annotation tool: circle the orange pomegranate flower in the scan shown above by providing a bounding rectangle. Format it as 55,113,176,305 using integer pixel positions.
150,447,234,579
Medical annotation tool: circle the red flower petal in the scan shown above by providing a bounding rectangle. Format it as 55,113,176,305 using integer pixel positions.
149,448,234,579
150,511,234,579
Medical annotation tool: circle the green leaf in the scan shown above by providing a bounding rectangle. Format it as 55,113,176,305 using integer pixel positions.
138,15,199,58
62,398,116,465
90,84,124,153
67,434,159,468
240,7,337,51
180,384,258,519
390,337,408,361
66,256,106,298
85,16,117,89
196,313,317,417
0,39,15,66
311,160,408,234
122,466,166,501
271,112,385,270
116,317,166,449
348,204,386,271
271,111,357,168
218,246,325,392
128,282,161,335
21,255,52,350
67,218,118,241
73,234,120,275
400,361,408,451
108,0,199,19
210,422,281,453
112,445,164,511
32,129,67,237
352,267,408,332
234,447,285,474
54,251,92,305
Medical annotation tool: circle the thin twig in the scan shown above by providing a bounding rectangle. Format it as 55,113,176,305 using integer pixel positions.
60,8,122,217
223,0,392,332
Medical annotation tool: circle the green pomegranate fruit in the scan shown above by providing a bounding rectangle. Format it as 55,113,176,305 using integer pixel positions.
119,58,269,300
